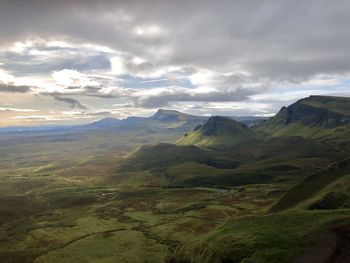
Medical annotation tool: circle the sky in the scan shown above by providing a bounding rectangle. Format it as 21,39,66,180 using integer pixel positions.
0,0,349,126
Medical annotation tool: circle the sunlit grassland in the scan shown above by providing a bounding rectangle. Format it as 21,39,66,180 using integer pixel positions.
0,158,283,263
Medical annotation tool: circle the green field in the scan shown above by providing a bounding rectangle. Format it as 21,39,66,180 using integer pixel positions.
1,137,349,262
0,162,284,262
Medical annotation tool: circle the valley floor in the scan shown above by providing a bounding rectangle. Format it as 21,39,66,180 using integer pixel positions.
0,171,282,263
1,124,350,262
1,161,349,263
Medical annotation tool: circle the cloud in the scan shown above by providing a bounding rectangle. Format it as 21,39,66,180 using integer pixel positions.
248,56,350,82
0,0,350,122
131,85,260,108
1,0,350,81
13,115,49,120
53,96,87,110
0,82,32,93
12,115,72,121
0,107,38,112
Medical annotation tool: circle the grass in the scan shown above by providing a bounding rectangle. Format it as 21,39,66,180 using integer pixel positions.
1,95,350,262
0,144,347,263
6,149,343,263
35,230,168,263
265,122,350,140
271,158,350,212
121,136,345,188
177,116,257,148
174,209,350,263
0,172,279,263
122,143,238,173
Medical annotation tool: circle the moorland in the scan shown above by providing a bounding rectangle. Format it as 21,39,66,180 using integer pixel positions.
1,95,350,262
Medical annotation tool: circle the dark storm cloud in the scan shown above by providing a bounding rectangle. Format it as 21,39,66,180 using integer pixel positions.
0,82,32,93
1,0,350,82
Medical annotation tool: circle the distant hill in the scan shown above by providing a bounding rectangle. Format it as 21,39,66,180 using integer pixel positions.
82,117,121,129
254,96,350,139
0,108,267,135
75,109,208,134
149,109,206,122
85,110,266,133
177,116,258,148
121,96,350,188
147,109,208,131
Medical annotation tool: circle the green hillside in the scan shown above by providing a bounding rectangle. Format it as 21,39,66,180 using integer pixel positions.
169,209,350,263
121,135,344,188
254,95,350,140
271,158,350,212
121,143,239,172
177,116,258,148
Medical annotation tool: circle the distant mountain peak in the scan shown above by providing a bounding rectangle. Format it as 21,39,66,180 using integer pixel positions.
150,109,186,122
149,109,207,124
155,109,181,115
152,109,199,118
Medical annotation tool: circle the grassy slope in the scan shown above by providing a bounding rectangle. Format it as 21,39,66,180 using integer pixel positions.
122,134,348,188
271,158,350,212
0,166,282,263
262,122,350,140
122,143,239,171
171,209,350,263
177,116,257,148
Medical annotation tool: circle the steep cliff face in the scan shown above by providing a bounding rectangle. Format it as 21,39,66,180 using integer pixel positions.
254,96,350,139
284,102,349,128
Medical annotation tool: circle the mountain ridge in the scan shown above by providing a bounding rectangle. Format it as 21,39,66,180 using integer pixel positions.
254,95,350,139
